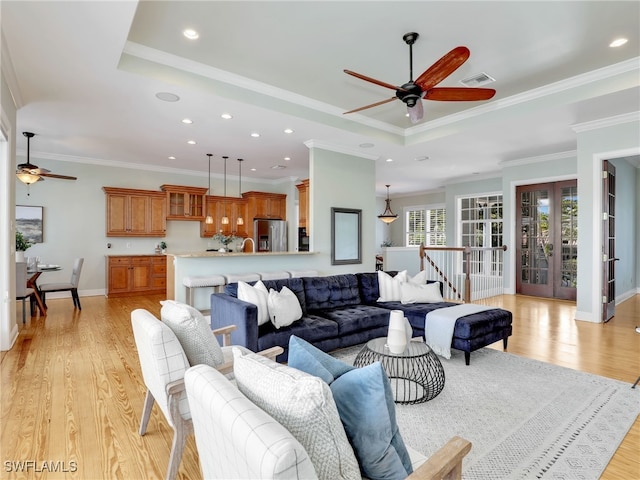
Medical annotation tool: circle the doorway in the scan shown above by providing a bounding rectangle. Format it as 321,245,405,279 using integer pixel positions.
516,180,578,300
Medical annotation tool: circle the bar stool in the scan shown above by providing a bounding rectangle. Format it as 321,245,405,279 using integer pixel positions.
182,275,226,307
223,273,261,285
286,269,319,278
258,271,291,281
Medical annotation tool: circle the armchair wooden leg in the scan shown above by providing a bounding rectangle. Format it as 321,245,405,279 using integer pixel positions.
139,390,155,436
166,417,193,480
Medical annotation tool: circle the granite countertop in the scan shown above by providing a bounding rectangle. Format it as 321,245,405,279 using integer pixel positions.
167,251,316,258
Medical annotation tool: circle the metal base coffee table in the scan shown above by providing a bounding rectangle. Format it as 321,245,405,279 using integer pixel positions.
354,337,445,404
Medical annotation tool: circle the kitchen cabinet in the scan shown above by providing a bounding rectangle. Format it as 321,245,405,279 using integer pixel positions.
243,191,287,240
296,179,309,232
106,255,166,297
160,184,208,221
201,195,248,238
103,187,166,237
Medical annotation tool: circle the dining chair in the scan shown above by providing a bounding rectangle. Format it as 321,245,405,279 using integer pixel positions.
16,262,35,323
39,258,84,309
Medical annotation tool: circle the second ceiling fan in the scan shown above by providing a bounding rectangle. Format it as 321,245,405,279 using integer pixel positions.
343,32,496,123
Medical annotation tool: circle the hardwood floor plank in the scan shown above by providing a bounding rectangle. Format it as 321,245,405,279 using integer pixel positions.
1,293,638,479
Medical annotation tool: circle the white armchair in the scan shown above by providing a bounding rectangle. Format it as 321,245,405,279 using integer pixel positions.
185,362,472,480
130,309,282,480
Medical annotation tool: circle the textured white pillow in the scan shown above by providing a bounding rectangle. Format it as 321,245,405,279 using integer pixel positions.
408,269,427,284
377,270,408,302
267,286,303,329
400,281,444,304
237,280,270,326
159,300,224,367
232,349,360,480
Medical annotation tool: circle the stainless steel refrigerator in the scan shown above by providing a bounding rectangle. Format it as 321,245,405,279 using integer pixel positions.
254,219,288,252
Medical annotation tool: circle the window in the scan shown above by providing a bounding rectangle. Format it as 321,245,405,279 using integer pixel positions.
405,205,446,246
459,194,503,275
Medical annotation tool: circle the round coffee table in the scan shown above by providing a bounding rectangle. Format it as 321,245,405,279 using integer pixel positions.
354,338,445,404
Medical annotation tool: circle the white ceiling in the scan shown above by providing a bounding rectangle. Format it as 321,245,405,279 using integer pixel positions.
2,1,639,195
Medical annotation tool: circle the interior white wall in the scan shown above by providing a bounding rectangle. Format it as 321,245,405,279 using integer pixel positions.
1,68,19,351
308,144,376,273
575,115,640,322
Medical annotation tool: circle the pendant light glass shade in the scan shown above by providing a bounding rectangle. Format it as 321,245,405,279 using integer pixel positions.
236,158,244,226
221,156,229,225
378,184,398,224
205,153,214,224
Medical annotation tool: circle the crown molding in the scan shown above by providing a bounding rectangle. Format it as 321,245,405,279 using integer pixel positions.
303,140,379,160
499,150,577,167
571,111,640,133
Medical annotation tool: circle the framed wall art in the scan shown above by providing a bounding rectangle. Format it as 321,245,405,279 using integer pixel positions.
16,205,43,244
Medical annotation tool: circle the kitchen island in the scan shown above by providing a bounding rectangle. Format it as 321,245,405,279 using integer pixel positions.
166,251,318,310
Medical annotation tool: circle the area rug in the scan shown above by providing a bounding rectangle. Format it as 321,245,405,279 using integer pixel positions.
332,345,640,479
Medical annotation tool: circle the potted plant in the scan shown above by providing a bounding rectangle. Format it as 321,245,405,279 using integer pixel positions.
16,231,33,262
159,241,167,253
212,231,236,252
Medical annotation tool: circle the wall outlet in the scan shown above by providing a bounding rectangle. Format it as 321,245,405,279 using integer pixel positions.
126,242,131,248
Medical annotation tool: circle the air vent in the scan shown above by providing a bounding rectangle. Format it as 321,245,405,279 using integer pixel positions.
271,165,286,170
460,72,496,87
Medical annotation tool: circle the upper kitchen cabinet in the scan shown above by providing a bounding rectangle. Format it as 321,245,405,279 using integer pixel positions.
201,195,249,238
244,191,287,221
161,184,208,221
296,179,309,231
103,187,166,237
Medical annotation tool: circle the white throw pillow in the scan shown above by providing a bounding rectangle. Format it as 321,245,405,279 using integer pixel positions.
408,269,426,284
267,286,303,329
237,280,270,326
400,281,444,304
159,300,224,367
232,349,360,480
377,270,408,302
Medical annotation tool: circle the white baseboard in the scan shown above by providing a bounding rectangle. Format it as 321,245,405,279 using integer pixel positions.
574,310,598,323
615,289,637,306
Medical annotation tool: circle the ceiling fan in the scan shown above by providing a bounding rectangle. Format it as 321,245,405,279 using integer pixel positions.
343,32,496,123
16,132,77,186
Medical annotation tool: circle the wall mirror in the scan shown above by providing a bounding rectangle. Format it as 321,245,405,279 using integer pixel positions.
331,207,362,265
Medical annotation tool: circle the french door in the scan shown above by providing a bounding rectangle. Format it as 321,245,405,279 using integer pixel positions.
602,161,616,322
516,180,578,300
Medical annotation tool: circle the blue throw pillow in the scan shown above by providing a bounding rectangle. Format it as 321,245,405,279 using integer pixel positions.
288,336,413,480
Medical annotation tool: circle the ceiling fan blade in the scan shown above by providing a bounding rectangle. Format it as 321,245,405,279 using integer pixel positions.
40,172,77,180
407,99,424,124
344,70,404,91
343,97,397,114
415,46,470,90
424,87,496,101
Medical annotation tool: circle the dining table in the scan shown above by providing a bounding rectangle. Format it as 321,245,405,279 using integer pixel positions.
26,265,61,316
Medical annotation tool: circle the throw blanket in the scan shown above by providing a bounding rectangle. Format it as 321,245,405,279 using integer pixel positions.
425,304,494,359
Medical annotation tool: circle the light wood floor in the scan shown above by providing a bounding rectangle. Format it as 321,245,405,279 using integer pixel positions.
1,294,639,479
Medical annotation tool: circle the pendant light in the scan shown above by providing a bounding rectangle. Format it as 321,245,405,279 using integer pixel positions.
378,184,398,223
236,158,244,226
205,154,214,224
221,156,229,225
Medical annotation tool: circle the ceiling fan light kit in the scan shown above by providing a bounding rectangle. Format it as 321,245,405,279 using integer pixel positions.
344,32,496,123
378,184,398,224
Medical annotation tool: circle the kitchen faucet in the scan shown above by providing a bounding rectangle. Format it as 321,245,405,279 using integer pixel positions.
240,237,255,253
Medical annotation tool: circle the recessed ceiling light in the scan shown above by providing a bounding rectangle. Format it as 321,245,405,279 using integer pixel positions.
187,140,197,145
168,156,176,160
182,118,193,124
250,168,257,172
221,113,233,120
284,157,291,161
283,128,294,134
250,132,260,138
609,38,628,48
359,143,374,148
386,158,393,162
156,92,180,102
183,29,199,40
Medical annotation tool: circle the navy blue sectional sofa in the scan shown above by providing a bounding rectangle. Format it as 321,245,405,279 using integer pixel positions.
210,272,512,364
